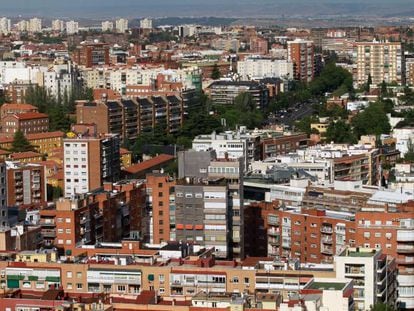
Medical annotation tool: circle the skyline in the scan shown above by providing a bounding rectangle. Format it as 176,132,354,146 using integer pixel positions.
1,0,414,19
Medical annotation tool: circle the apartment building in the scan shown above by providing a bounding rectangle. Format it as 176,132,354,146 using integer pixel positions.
287,39,315,83
237,57,294,80
261,133,308,159
0,103,38,118
40,180,146,250
335,247,397,311
76,96,185,142
146,173,176,244
6,161,46,208
63,132,121,197
207,80,269,110
72,43,110,68
115,18,128,33
1,112,49,137
355,41,404,87
175,150,244,259
192,128,261,171
0,161,7,228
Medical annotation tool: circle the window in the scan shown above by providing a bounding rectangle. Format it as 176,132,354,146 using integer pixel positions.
76,272,82,279
232,277,239,283
375,232,381,238
158,211,163,216
244,277,249,284
77,283,83,290
159,274,165,283
158,183,163,187
117,285,126,292
158,192,163,197
67,272,72,278
66,229,71,234
67,283,73,290
65,218,71,223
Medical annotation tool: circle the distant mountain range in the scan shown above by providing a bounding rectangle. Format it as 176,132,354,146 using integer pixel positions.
2,0,414,19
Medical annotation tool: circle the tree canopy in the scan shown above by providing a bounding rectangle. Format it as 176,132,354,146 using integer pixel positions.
11,130,35,152
351,101,391,138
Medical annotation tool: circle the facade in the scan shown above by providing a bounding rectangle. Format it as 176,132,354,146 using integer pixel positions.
146,173,176,244
355,41,404,86
0,161,7,228
6,161,46,208
63,133,121,197
72,43,110,68
207,80,269,110
175,150,244,259
237,58,294,80
261,133,308,159
140,18,153,29
1,112,49,136
287,39,315,83
76,96,185,142
115,18,128,33
335,247,397,311
65,20,79,35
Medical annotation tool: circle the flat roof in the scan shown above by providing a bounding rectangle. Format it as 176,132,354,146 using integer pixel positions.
308,282,346,291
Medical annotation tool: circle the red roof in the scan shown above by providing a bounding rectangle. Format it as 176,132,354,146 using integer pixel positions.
9,151,42,160
123,154,174,174
26,131,64,140
1,103,38,111
14,112,49,120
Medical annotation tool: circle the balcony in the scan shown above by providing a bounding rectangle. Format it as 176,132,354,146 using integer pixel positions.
396,257,414,265
268,229,280,237
398,274,414,286
321,247,333,255
42,230,56,238
397,245,414,254
397,230,414,242
321,226,333,234
322,237,333,244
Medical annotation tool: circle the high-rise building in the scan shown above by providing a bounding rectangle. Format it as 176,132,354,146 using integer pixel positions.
0,161,7,228
115,18,128,33
140,18,153,29
356,41,404,87
287,38,315,83
51,19,64,32
146,173,176,244
63,131,121,198
28,18,42,33
16,20,29,32
6,162,46,208
0,17,11,35
66,20,79,35
175,150,244,259
101,21,114,32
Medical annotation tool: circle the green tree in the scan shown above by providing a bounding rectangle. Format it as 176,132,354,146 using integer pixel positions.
351,102,391,138
211,64,221,80
404,139,414,162
369,302,396,311
11,130,34,152
325,120,356,143
365,74,372,92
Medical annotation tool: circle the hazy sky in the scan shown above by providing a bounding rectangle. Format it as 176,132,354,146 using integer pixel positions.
1,0,414,18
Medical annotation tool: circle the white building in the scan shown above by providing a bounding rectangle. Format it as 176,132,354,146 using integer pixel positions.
66,20,79,35
335,247,396,311
28,18,42,33
115,18,128,33
101,21,114,32
237,57,294,80
0,17,11,35
51,19,64,32
140,18,153,29
16,20,29,32
393,127,414,157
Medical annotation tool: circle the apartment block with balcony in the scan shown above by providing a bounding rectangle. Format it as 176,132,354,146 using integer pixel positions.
355,41,404,87
63,132,120,197
335,247,397,311
6,161,46,208
287,39,315,83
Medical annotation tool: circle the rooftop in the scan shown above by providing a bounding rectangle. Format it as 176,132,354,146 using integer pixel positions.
308,281,346,291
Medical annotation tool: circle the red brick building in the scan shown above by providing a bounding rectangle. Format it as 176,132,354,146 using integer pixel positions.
1,112,49,137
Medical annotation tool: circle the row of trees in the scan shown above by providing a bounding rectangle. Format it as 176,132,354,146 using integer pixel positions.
25,85,93,132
